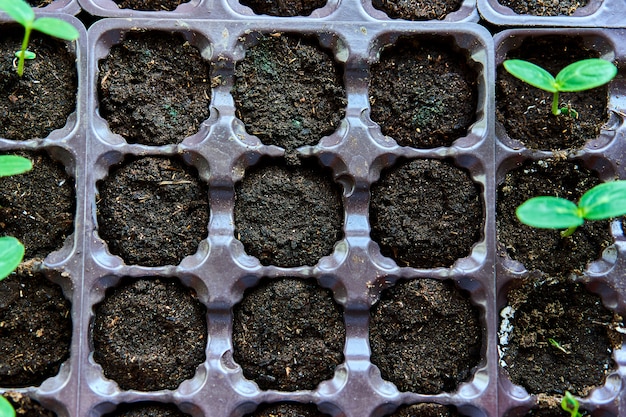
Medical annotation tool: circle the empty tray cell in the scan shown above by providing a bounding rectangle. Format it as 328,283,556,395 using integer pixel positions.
371,0,463,20
232,278,345,391
101,402,192,417
107,0,190,11
238,0,327,16
244,402,331,416
96,155,209,267
92,277,207,391
495,0,590,16
368,35,478,149
384,403,462,417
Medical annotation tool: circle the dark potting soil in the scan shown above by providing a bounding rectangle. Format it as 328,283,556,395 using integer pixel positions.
497,0,588,16
1,392,56,417
240,0,326,16
103,403,191,417
111,0,186,11
232,33,346,162
98,31,211,146
386,403,461,417
234,159,343,268
244,403,329,417
497,159,613,276
496,36,609,150
0,151,75,260
372,0,462,20
369,36,477,149
232,278,345,391
97,156,209,267
370,278,482,394
0,29,77,141
0,262,71,387
369,158,482,269
92,278,207,391
499,277,621,396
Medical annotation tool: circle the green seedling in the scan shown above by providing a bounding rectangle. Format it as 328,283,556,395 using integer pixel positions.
561,391,582,417
0,396,15,417
516,180,626,238
503,58,617,118
0,0,79,76
548,338,570,354
0,155,32,280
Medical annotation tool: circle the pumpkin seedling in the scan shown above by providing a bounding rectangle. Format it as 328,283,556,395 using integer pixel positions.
0,0,79,76
0,155,32,280
561,391,582,417
503,58,617,118
516,180,626,238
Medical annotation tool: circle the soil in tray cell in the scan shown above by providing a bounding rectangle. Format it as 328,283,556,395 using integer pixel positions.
92,278,207,391
98,31,211,146
369,36,478,149
496,36,609,150
0,263,72,387
0,29,77,141
499,276,621,396
234,158,343,268
2,392,57,417
372,0,463,20
97,156,209,267
0,151,75,260
497,0,588,16
111,0,188,11
239,0,327,16
233,33,346,163
369,158,482,269
103,403,192,417
232,278,345,391
385,403,462,417
370,278,482,394
244,403,331,417
497,159,612,276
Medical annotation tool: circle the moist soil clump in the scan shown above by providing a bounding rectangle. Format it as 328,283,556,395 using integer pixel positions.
97,156,209,267
370,158,482,269
496,36,609,150
92,278,207,391
0,151,75,260
233,33,346,162
233,278,345,391
0,29,77,141
111,0,187,11
98,31,211,146
0,262,72,387
497,159,612,276
2,392,56,417
386,403,461,417
244,403,330,417
369,36,477,149
499,277,620,395
497,0,588,16
372,0,462,20
234,159,343,267
103,403,191,417
240,0,327,16
370,278,482,394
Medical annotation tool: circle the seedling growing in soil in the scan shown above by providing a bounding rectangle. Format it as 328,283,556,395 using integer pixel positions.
0,396,15,417
0,155,32,280
561,391,582,417
0,0,79,76
503,58,617,118
516,180,626,237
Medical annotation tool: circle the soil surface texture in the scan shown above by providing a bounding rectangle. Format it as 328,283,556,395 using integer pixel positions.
372,0,462,20
499,276,621,396
233,33,346,162
498,0,588,16
1,392,56,417
240,0,327,16
234,159,343,267
0,151,75,260
92,278,207,391
111,0,186,10
0,29,77,141
0,262,71,387
386,403,461,417
233,278,345,391
497,36,609,150
497,159,612,276
369,36,477,149
97,156,209,267
98,31,211,146
370,278,482,394
244,403,330,417
103,403,191,417
370,158,482,269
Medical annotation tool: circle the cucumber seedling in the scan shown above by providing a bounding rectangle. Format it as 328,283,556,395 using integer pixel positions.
0,395,15,417
516,180,626,237
503,58,617,118
561,391,582,417
0,0,79,76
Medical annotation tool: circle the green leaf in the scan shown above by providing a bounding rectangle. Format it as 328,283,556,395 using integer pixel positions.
556,59,617,92
561,391,582,417
503,59,558,93
32,17,79,41
0,155,32,177
0,396,16,417
578,180,626,220
14,50,36,60
0,0,35,27
516,196,584,229
0,236,25,281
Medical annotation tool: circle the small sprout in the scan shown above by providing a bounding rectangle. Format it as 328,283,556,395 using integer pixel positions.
0,0,79,76
503,58,617,118
561,391,582,417
516,180,626,237
548,338,570,354
0,396,15,417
